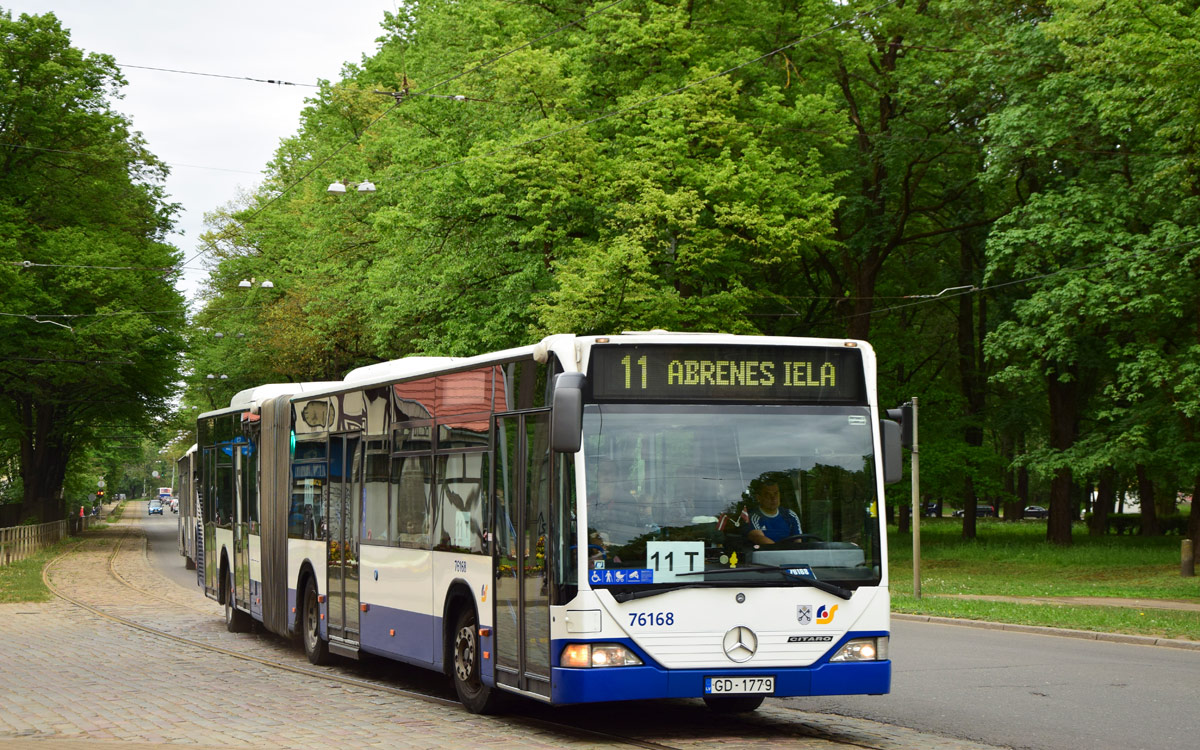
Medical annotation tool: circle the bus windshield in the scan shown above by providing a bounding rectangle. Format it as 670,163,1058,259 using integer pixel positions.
580,404,882,591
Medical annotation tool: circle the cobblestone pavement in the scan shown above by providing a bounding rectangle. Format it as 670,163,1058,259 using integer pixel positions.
0,517,1007,750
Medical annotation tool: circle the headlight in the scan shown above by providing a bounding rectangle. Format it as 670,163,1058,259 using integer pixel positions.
830,637,888,662
559,643,644,668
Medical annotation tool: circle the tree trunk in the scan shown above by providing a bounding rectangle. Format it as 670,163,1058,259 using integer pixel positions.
1136,463,1160,536
962,475,978,540
1189,473,1200,563
1002,433,1019,520
957,242,986,539
1092,467,1115,536
18,404,71,523
1046,368,1077,545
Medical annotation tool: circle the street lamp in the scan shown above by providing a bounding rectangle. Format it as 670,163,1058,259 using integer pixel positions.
327,180,376,194
238,278,274,289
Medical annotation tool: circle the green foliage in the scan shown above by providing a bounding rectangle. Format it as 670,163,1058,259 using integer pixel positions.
179,0,1200,545
0,10,186,520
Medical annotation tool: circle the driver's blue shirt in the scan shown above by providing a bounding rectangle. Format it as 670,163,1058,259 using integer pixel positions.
749,508,802,542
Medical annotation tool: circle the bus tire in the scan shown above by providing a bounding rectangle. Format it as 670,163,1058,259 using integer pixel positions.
301,578,331,665
451,607,503,714
702,694,765,713
224,568,250,633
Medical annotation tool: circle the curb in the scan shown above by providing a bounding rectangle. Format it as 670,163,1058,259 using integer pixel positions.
893,613,1200,651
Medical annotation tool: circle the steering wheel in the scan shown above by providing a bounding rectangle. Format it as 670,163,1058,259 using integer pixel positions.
571,544,607,560
777,533,823,544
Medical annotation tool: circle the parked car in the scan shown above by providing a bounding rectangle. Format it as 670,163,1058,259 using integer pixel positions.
1023,505,1049,518
148,499,164,515
952,505,995,518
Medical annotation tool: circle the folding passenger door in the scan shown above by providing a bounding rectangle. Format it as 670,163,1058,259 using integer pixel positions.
233,442,248,608
326,433,363,654
492,412,552,699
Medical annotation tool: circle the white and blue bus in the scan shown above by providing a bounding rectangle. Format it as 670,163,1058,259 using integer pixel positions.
195,332,903,713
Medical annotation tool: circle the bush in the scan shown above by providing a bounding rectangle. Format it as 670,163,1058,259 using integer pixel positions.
1094,513,1188,536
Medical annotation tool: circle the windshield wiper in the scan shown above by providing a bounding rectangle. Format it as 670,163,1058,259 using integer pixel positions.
610,584,707,603
675,566,853,600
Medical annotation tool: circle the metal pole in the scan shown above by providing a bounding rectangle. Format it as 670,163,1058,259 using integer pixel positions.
911,397,921,599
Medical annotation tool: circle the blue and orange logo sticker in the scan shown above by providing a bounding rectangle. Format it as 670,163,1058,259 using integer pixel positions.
816,604,838,625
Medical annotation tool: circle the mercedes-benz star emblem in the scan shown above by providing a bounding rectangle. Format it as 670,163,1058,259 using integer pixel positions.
722,626,758,663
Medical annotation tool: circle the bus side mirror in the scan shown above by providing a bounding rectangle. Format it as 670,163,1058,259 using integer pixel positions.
550,373,585,453
881,419,903,484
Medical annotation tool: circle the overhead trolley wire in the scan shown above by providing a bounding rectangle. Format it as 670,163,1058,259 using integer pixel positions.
781,238,1200,325
117,63,320,88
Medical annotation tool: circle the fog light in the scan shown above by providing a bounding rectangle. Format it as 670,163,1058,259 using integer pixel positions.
830,637,887,662
559,643,644,668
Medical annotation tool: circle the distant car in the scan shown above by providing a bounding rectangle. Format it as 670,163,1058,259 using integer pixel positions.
952,505,996,518
1024,505,1049,518
148,500,164,515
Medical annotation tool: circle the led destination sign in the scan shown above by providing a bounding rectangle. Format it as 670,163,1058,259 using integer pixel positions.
588,344,866,404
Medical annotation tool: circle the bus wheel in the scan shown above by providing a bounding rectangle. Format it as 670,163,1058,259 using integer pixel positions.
451,607,503,714
302,579,330,665
224,568,250,633
702,694,765,713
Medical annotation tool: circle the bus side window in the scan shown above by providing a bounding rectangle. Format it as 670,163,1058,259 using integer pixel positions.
433,452,487,554
392,454,432,548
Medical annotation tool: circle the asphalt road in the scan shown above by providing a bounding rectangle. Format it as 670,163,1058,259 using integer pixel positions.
793,619,1198,750
138,511,1198,750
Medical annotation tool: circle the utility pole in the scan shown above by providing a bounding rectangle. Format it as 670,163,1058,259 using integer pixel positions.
911,397,921,599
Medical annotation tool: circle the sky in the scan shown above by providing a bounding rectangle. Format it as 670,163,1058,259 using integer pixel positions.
4,1,400,302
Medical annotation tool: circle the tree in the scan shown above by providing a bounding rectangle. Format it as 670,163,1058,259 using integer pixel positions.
984,0,1200,544
0,10,186,521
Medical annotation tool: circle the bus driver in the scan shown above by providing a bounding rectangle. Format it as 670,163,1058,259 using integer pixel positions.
745,476,802,545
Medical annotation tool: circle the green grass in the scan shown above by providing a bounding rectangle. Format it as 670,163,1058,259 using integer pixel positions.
889,519,1200,640
0,539,73,603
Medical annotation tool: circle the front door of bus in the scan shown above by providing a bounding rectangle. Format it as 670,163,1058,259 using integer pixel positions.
327,433,362,649
493,412,552,699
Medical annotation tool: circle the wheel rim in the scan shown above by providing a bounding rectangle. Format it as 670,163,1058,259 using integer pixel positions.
454,624,476,686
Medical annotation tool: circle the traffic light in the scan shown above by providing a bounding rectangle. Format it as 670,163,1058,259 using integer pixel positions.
97,490,105,500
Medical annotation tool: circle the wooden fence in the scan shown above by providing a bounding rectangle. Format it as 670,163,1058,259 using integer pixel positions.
0,519,70,567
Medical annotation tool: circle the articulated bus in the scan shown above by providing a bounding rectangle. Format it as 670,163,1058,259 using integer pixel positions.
195,332,903,713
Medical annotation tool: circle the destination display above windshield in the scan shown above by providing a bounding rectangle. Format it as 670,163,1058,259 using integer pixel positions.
588,344,866,403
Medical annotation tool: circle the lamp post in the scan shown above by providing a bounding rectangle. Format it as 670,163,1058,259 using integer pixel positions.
326,180,376,194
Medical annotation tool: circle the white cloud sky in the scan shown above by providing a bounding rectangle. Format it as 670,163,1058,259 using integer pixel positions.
4,1,400,302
